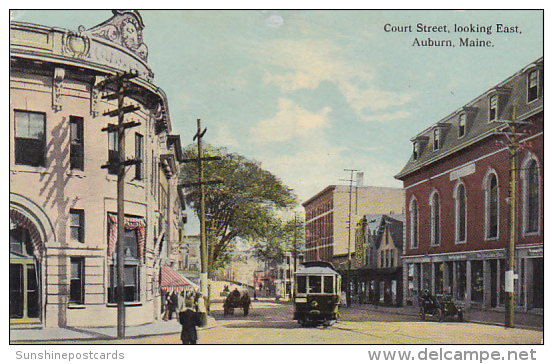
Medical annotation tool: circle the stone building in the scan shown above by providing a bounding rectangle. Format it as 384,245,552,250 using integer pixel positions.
9,11,185,328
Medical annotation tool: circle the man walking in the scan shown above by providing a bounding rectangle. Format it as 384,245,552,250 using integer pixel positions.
179,298,201,344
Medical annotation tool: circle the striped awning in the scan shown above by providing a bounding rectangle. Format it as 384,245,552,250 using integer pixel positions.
160,266,198,292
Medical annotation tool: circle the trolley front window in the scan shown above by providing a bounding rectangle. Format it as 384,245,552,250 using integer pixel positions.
296,275,307,294
309,276,321,293
324,276,334,293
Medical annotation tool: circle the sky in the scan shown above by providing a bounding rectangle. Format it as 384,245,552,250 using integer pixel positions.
11,9,544,218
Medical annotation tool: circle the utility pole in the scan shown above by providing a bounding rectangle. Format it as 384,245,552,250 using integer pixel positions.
99,71,141,339
181,119,222,308
496,106,531,328
505,107,519,328
341,168,359,307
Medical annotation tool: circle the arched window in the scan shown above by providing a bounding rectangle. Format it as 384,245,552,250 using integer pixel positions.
429,191,440,246
521,156,541,235
409,198,419,249
484,173,499,239
454,182,467,243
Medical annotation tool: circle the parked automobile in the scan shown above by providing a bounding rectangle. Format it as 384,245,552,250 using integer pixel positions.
418,290,464,322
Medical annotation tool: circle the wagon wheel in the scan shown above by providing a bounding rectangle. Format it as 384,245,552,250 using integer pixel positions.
433,307,443,322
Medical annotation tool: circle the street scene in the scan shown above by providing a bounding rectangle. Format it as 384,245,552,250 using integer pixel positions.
9,9,543,349
11,298,543,345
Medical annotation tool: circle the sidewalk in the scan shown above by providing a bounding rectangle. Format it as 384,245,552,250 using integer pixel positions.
348,303,544,331
10,316,217,343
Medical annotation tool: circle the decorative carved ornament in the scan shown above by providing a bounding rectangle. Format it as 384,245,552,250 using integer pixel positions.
86,10,148,61
52,67,65,111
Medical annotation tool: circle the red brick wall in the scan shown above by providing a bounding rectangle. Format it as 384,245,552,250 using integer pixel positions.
402,114,543,257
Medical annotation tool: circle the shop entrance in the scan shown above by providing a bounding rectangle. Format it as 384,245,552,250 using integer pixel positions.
532,258,544,309
9,226,41,323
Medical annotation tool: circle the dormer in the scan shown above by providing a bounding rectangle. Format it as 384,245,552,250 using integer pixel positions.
432,122,450,151
410,135,429,161
456,106,478,138
521,61,543,104
486,86,511,123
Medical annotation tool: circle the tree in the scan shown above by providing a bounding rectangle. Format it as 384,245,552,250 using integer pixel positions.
180,144,298,273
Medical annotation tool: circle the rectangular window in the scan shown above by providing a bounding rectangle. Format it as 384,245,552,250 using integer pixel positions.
70,116,84,170
107,228,140,303
70,258,85,304
108,264,140,303
527,70,538,102
323,276,334,294
489,95,498,122
108,131,118,175
413,142,419,161
433,129,440,151
296,276,307,294
135,133,143,180
459,114,466,138
308,276,321,293
69,209,85,243
14,110,46,167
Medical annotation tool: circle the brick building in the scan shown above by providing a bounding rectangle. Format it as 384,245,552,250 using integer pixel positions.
395,57,543,312
302,185,404,269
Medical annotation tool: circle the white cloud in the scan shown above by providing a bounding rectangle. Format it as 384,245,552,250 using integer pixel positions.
210,124,240,148
258,39,411,112
250,98,332,143
363,110,411,123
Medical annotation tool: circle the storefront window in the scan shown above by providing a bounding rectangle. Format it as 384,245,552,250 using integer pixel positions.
455,261,466,300
471,260,484,302
435,263,444,295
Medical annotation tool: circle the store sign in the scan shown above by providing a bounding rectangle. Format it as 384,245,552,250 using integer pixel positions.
527,247,543,257
447,254,467,261
476,250,505,259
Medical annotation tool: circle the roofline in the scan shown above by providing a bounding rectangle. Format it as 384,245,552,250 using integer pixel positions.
302,184,404,207
395,106,543,180
301,185,337,207
408,56,543,140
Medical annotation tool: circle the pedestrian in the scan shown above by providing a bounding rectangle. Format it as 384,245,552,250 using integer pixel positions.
168,292,178,319
179,298,201,344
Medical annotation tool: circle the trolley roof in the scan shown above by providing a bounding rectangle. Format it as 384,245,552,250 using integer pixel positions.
294,265,340,276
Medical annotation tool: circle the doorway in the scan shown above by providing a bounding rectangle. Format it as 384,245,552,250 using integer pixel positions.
10,226,41,323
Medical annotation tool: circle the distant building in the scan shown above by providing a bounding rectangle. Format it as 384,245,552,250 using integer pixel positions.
395,57,543,311
354,214,404,306
302,185,404,268
180,235,201,272
10,11,185,328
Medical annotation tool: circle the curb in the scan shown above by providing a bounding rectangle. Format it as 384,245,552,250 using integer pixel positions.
9,316,218,343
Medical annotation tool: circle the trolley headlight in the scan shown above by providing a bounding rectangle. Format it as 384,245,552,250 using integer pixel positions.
310,300,318,307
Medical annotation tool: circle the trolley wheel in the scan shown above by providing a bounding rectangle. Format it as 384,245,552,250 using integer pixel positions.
457,310,464,322
433,308,443,322
419,309,426,321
